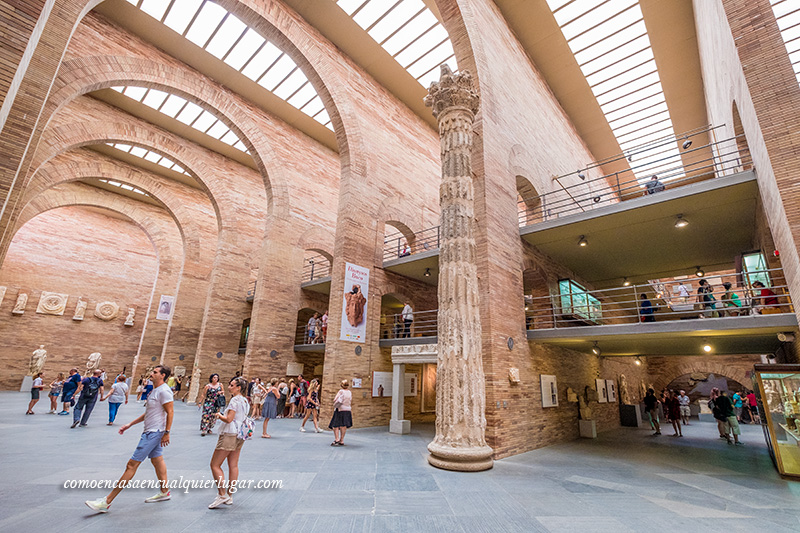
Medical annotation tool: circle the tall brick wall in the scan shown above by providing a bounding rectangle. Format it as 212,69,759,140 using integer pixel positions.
0,205,158,388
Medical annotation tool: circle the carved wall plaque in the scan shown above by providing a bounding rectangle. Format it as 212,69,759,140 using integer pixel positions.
36,291,68,316
12,292,27,315
94,301,119,321
73,298,87,321
0,286,6,309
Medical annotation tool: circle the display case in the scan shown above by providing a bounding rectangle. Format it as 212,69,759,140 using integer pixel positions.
753,364,800,478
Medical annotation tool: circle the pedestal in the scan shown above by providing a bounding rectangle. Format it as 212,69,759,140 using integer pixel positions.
619,404,642,427
389,363,411,434
20,375,32,392
390,419,411,434
579,419,597,438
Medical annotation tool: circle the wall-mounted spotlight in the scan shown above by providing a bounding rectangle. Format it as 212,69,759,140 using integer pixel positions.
623,278,631,287
674,214,689,228
627,154,634,162
695,267,705,277
591,341,601,356
635,356,642,366
578,235,588,247
424,268,431,277
778,332,795,343
682,136,693,150
593,196,601,203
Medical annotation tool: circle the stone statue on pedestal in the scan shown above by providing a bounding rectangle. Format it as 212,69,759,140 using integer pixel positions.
86,352,102,376
12,292,27,315
579,386,594,420
30,345,47,376
124,307,135,327
73,298,87,321
619,374,631,405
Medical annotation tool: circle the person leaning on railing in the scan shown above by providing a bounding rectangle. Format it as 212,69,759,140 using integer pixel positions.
752,281,781,314
721,282,743,316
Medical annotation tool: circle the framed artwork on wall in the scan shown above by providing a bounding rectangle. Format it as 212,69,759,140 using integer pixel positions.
606,379,617,402
540,374,558,408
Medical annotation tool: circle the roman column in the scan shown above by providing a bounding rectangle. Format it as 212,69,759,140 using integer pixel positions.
424,65,493,471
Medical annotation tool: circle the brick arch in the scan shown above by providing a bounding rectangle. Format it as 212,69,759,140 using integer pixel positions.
22,150,207,262
41,55,288,218
651,359,749,394
297,226,334,263
31,119,251,232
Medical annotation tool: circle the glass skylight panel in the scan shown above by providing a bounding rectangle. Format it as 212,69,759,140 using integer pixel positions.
130,146,148,158
206,15,247,59
122,86,147,100
142,88,168,109
287,83,317,109
547,0,683,182
335,0,457,87
175,101,204,125
159,94,187,117
128,1,332,128
301,96,325,117
771,0,800,84
219,130,239,146
191,111,217,132
206,121,229,139
104,142,191,177
144,151,162,163
98,178,149,196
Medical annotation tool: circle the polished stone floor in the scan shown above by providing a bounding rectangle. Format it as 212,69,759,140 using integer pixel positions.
2,392,798,532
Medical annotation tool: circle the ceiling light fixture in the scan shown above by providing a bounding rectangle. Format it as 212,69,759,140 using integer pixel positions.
593,196,601,203
674,214,689,228
702,341,712,353
591,341,601,356
424,268,431,277
682,136,693,150
578,171,587,180
578,235,588,247
695,267,705,277
623,278,631,287
635,356,642,366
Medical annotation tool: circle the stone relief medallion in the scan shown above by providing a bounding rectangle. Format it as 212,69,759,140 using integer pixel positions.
94,301,119,321
36,291,69,316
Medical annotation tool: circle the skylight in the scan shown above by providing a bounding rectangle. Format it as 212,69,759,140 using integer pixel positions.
97,178,149,196
546,0,683,182
335,0,458,88
770,0,800,85
110,85,250,152
104,142,191,176
125,0,334,130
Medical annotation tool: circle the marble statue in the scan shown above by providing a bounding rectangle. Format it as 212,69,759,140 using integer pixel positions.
618,374,631,405
86,352,102,376
0,286,6,308
639,379,647,401
29,345,47,377
124,307,135,327
424,65,493,472
344,285,366,327
579,386,594,420
12,292,27,315
36,291,68,315
73,298,87,321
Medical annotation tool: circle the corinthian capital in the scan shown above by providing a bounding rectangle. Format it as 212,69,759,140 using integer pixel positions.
424,64,479,119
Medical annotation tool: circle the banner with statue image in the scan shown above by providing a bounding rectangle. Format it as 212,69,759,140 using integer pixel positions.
340,262,369,343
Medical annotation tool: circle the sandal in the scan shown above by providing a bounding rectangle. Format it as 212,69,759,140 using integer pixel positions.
261,434,271,438
331,441,339,446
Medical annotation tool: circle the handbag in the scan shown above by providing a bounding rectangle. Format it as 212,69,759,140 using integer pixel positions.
237,416,255,441
215,393,226,410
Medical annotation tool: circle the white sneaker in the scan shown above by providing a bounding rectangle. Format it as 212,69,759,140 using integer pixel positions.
85,497,110,513
208,494,232,509
224,495,233,505
315,428,322,433
299,427,306,432
144,491,171,503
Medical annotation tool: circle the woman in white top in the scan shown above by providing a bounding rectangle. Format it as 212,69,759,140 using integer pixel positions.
102,374,130,425
48,373,64,414
209,376,249,509
328,380,353,446
27,372,45,414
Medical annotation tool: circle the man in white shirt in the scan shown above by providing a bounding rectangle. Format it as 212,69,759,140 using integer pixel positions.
85,365,174,513
678,389,691,425
401,302,413,338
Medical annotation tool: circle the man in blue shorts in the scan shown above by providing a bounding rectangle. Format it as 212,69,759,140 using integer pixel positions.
85,365,174,513
59,368,81,415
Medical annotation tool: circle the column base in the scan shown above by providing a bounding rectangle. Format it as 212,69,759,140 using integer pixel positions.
427,441,494,471
389,419,411,434
579,419,597,438
20,375,32,392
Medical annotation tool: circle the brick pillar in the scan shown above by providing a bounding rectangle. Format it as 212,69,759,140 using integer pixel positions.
424,65,493,472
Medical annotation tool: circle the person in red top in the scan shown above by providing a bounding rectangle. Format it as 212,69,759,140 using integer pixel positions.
753,281,779,314
746,390,760,424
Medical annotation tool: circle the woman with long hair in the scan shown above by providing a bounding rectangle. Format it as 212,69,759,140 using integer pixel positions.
208,376,249,509
200,373,225,436
300,379,321,433
261,378,279,438
287,379,297,419
328,380,353,446
48,373,64,414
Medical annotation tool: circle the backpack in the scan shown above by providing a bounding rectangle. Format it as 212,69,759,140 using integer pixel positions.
237,415,255,441
86,377,101,397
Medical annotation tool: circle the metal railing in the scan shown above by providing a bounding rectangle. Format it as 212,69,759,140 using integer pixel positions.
381,309,438,339
302,253,331,283
525,268,792,330
518,132,752,225
383,226,441,262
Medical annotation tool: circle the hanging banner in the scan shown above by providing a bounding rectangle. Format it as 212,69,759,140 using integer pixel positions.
156,295,174,321
340,262,369,342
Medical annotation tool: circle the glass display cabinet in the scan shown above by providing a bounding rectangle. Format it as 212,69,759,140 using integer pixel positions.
753,364,800,477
